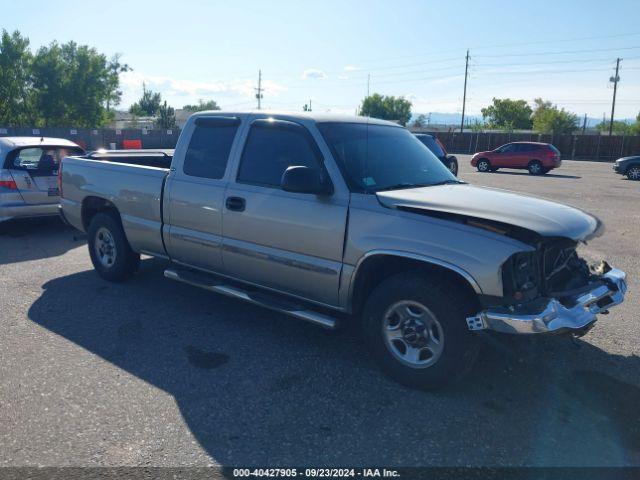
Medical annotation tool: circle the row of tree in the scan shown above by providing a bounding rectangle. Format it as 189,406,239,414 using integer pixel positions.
469,97,639,135
0,30,128,127
127,88,223,128
360,94,640,136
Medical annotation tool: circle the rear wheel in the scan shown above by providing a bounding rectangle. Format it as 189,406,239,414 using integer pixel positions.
87,212,140,282
627,166,640,181
362,273,479,390
447,157,459,176
476,159,491,173
528,160,543,175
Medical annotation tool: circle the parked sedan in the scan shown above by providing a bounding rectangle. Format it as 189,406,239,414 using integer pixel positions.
414,133,458,175
0,137,84,222
613,155,640,180
471,142,561,175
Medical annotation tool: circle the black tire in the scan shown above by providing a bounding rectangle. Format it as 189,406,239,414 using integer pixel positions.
528,160,543,175
87,212,140,282
362,273,480,390
447,157,458,176
541,167,551,175
476,158,491,173
626,166,640,181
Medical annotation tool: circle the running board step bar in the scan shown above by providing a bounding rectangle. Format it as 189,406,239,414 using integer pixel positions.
164,267,338,330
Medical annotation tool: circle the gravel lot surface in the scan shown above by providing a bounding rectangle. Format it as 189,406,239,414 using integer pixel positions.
1,157,638,467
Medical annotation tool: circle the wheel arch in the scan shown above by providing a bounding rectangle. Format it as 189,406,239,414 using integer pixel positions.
81,196,122,231
348,251,482,315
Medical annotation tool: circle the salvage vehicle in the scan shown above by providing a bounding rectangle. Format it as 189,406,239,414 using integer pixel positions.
414,133,458,175
471,141,561,175
59,112,627,390
613,155,640,181
0,137,84,222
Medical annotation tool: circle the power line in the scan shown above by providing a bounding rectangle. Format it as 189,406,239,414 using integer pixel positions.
476,45,640,58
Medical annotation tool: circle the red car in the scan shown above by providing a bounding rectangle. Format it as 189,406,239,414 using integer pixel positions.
471,142,561,175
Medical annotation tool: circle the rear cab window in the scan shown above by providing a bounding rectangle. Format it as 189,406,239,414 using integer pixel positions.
8,146,84,176
183,116,240,179
417,135,445,157
237,119,324,189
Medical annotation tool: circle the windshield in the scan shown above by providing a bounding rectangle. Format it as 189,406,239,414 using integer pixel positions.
318,122,459,193
416,135,446,157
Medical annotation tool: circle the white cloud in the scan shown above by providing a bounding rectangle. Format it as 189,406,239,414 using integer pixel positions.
338,74,349,80
119,71,287,108
301,68,327,80
343,65,358,71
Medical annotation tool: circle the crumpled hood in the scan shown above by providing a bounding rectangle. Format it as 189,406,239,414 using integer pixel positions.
376,184,600,241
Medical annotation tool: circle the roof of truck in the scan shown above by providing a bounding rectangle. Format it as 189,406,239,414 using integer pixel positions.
0,136,80,152
189,110,402,127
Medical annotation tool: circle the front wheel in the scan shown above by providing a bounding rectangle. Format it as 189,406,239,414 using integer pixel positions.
87,212,140,282
362,273,480,390
627,166,640,181
476,159,491,173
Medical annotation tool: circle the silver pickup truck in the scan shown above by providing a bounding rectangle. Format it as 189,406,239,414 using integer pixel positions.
60,111,627,389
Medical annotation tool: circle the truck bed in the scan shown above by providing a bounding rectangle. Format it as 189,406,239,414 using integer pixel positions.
60,154,169,257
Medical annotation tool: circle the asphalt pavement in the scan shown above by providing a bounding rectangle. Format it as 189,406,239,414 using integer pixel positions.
1,157,638,467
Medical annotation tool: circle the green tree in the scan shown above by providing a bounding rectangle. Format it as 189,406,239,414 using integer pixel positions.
480,98,533,130
410,114,428,128
0,30,35,126
633,112,640,135
595,119,635,135
532,98,578,135
469,119,485,132
30,40,124,127
105,53,130,113
129,82,162,116
360,93,412,126
182,99,221,112
156,101,176,129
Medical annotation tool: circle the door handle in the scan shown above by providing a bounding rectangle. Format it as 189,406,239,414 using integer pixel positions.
225,196,246,212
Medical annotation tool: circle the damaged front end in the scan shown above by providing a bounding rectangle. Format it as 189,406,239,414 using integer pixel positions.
467,237,627,335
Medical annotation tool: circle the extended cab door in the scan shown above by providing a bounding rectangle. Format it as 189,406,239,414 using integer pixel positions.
163,116,242,272
222,117,349,307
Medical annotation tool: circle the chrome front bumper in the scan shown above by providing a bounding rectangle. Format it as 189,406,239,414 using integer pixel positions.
466,268,627,334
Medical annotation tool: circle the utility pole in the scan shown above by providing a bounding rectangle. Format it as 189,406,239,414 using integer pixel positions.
608,58,621,137
460,49,470,133
582,113,587,134
255,69,263,110
367,74,370,97
309,99,312,111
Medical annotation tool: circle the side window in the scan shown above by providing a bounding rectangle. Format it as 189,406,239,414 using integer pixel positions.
237,122,322,188
13,148,44,169
183,119,239,179
11,147,83,174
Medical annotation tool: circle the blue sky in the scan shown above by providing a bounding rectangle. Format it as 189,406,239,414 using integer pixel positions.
2,0,639,118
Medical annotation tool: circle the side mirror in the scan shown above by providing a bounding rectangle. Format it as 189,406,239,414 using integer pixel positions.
281,166,332,195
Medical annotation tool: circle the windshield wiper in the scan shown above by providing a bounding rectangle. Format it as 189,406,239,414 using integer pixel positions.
428,179,466,186
374,182,432,192
375,180,464,192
